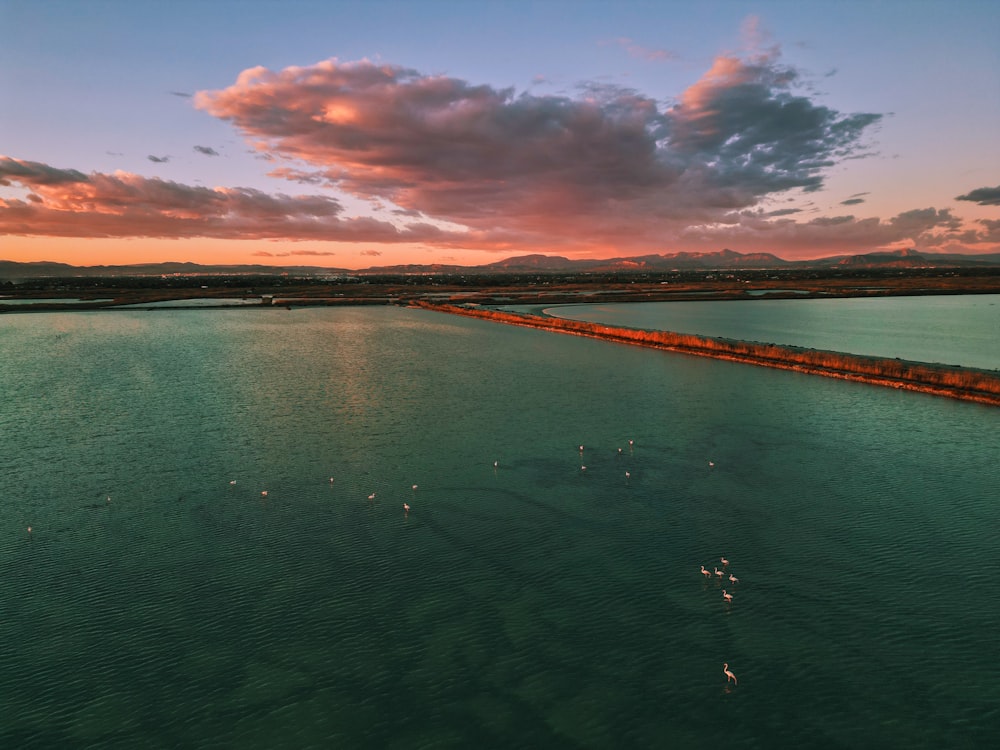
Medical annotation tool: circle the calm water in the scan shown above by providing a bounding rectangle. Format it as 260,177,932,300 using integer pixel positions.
539,294,1000,370
1,307,998,748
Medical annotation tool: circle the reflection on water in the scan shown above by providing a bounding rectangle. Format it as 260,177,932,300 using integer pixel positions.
1,307,998,748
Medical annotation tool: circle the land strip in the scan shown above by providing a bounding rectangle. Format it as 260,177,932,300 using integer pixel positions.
416,302,1000,407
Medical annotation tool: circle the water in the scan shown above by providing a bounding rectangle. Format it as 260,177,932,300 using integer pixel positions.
539,294,1000,370
1,307,998,748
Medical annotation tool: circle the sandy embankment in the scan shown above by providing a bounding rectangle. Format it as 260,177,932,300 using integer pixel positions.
417,302,1000,407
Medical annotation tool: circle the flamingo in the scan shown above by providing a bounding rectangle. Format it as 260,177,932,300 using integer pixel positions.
700,565,711,577
714,567,723,578
403,503,410,515
261,490,268,497
618,447,623,456
27,526,32,534
329,477,335,484
723,589,733,602
368,492,376,501
709,460,715,468
625,471,631,483
412,484,418,491
729,573,739,584
579,445,584,453
493,460,498,469
229,479,237,486
723,663,737,685
581,465,587,472
720,556,729,566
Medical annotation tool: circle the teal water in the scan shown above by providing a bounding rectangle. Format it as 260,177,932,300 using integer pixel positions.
2,307,998,748
539,294,1000,370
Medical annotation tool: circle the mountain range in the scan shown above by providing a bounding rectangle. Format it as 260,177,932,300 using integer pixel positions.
3,248,1000,280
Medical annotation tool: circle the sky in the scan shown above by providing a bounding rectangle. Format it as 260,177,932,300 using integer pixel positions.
1,0,998,270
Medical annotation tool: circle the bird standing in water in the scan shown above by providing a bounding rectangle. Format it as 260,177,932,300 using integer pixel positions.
723,663,737,685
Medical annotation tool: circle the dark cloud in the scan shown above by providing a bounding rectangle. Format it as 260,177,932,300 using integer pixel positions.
956,185,1000,206
147,155,170,163
840,198,865,205
0,156,88,185
193,145,219,156
170,91,193,98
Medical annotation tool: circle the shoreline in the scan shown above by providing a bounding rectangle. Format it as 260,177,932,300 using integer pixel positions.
416,301,1000,407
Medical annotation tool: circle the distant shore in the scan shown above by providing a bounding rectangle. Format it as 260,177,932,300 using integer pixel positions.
2,267,999,312
417,301,1000,407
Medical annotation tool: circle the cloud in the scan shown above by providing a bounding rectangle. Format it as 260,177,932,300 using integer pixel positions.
0,155,452,243
678,206,975,256
194,52,882,252
956,185,1000,206
0,158,87,186
193,145,220,156
147,155,170,163
604,37,679,62
170,91,193,98
252,249,338,257
840,198,865,205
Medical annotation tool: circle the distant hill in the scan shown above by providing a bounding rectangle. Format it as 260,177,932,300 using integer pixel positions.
2,248,999,280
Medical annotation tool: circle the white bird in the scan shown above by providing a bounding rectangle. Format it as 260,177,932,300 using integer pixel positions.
723,663,737,685
722,589,733,603
700,565,711,577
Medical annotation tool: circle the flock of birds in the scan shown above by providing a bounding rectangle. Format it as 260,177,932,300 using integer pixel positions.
226,439,742,687
31,438,739,689
700,555,740,687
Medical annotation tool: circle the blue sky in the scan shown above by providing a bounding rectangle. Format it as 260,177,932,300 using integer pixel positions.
1,0,997,268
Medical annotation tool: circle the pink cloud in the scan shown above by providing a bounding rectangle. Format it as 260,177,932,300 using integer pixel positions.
0,155,448,243
193,53,885,255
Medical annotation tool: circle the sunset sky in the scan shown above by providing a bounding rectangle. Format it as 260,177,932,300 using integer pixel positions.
2,0,998,270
